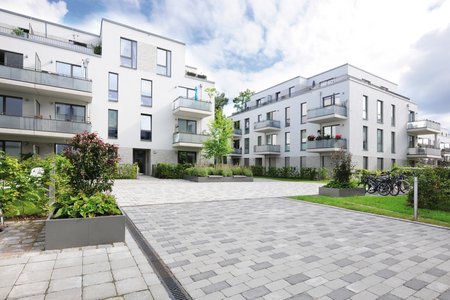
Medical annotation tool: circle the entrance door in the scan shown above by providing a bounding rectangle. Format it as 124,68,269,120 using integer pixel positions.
133,149,148,174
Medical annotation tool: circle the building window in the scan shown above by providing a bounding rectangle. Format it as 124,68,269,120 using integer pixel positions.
56,61,82,77
157,48,171,76
0,141,21,157
244,158,249,167
178,151,196,164
377,100,383,123
244,118,250,134
300,130,307,151
266,134,277,145
56,103,85,122
285,132,290,152
266,111,274,120
285,107,290,127
408,111,415,122
377,158,384,170
0,50,23,68
55,144,69,155
289,86,294,97
257,136,262,146
141,114,152,141
0,96,22,116
141,79,152,106
108,72,118,102
322,93,340,107
244,138,249,154
362,95,368,120
300,156,304,168
301,102,307,124
363,126,368,151
408,135,415,148
391,159,396,167
120,38,137,68
391,104,395,126
322,125,338,138
257,114,262,122
275,92,280,101
108,109,118,138
285,157,290,168
377,129,383,152
256,99,261,107
391,131,395,154
363,156,368,170
177,119,196,134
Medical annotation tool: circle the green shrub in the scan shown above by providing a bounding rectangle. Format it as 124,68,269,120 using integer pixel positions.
299,167,317,180
53,192,121,219
251,165,264,176
317,167,329,180
221,167,233,177
324,150,354,188
185,166,210,177
242,168,253,177
231,166,243,175
155,163,192,179
114,163,138,179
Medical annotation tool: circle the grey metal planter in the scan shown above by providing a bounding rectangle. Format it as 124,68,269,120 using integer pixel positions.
183,175,253,182
319,187,366,197
45,212,125,250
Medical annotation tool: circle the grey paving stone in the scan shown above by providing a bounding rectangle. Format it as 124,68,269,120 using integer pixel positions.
226,248,245,254
439,289,450,300
334,258,354,267
381,258,400,265
45,287,81,300
301,255,320,263
341,273,363,283
83,271,113,286
201,281,230,294
404,278,428,291
359,251,376,258
426,268,447,277
123,290,153,300
375,269,397,279
255,246,275,252
409,255,426,263
194,250,215,257
8,282,48,299
218,258,240,267
112,266,142,281
242,286,270,300
327,287,355,300
326,243,342,250
83,282,117,300
286,293,314,300
250,262,273,271
115,277,147,295
167,260,190,268
269,252,289,259
377,293,403,300
191,271,217,282
285,273,310,285
48,276,82,293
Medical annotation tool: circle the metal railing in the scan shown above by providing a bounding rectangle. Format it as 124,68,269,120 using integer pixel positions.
254,145,281,153
173,97,212,112
254,120,281,130
407,120,441,131
407,147,442,156
231,148,242,155
307,105,347,119
0,25,95,55
173,132,209,144
307,138,347,150
0,115,91,134
0,65,92,93
233,128,242,135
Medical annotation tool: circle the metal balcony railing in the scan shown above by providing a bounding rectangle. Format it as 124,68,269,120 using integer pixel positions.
307,105,347,119
231,148,242,155
254,120,281,130
254,145,281,153
407,120,440,131
307,138,347,150
407,147,442,156
0,115,91,134
0,65,92,93
172,97,212,112
173,132,209,144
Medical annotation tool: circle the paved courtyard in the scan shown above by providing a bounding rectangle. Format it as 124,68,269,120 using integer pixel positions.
122,195,450,300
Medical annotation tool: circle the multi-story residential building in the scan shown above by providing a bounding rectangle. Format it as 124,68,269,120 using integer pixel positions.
230,64,444,170
0,8,214,174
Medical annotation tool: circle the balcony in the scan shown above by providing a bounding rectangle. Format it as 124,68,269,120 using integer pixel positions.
253,120,281,133
172,97,213,119
172,132,208,148
0,115,91,138
407,147,442,160
307,105,347,123
407,120,441,135
254,145,281,155
230,148,242,156
307,138,347,153
0,65,92,102
233,128,242,137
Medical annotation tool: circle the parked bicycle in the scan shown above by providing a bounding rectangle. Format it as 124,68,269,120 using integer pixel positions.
360,172,410,196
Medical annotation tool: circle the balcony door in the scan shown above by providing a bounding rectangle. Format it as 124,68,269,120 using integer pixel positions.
1,96,22,116
133,149,150,175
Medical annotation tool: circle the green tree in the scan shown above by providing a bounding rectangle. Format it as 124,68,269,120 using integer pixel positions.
202,110,233,165
205,87,229,112
233,89,254,112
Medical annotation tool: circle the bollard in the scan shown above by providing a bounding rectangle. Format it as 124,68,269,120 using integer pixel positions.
413,176,418,221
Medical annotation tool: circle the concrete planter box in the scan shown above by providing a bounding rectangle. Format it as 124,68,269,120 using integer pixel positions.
319,187,366,197
183,175,253,182
45,211,125,250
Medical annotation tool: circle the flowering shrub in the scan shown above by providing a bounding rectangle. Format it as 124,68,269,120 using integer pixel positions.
335,134,342,140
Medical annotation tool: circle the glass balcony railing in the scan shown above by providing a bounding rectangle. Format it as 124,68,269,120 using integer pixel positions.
233,128,242,135
407,147,441,156
231,148,242,155
254,120,281,130
307,105,347,119
0,65,92,93
173,132,209,144
254,145,281,153
407,120,441,132
307,138,347,150
0,115,91,134
172,97,212,112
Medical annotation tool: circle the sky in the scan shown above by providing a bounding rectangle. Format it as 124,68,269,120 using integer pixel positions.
1,0,450,128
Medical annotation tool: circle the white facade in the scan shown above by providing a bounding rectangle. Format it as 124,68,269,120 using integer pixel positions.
0,9,214,174
230,64,444,171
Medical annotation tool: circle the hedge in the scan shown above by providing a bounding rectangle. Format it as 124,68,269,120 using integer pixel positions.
114,163,138,179
251,166,328,180
185,165,252,177
154,163,193,179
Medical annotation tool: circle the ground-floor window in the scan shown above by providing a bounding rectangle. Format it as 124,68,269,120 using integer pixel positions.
285,157,290,168
244,158,249,167
178,151,196,164
55,144,69,155
255,158,262,166
231,158,240,165
0,140,21,157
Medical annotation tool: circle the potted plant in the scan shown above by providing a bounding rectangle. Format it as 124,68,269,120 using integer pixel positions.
197,74,207,79
335,134,342,140
324,134,331,140
307,135,315,141
315,135,323,141
319,150,365,197
186,71,196,77
45,132,125,250
92,43,102,55
11,27,24,36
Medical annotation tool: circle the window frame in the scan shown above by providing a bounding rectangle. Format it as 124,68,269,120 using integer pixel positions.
140,114,152,141
56,61,83,78
156,47,172,77
377,100,383,123
141,79,153,106
55,102,86,122
363,126,368,151
108,109,118,139
285,132,290,152
377,128,383,152
300,129,307,151
120,37,137,69
301,102,307,124
362,95,368,120
391,131,395,154
285,107,291,127
108,72,118,102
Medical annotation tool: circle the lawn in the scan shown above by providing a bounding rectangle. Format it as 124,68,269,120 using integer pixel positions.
291,195,450,228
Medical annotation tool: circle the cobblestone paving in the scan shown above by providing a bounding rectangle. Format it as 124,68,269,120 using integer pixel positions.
113,177,322,207
0,220,45,255
124,197,450,300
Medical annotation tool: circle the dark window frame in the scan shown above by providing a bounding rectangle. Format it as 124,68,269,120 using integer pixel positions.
120,37,137,69
108,109,118,139
108,72,118,102
140,114,152,141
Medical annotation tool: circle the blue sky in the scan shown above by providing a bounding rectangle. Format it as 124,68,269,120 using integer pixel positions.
2,0,450,127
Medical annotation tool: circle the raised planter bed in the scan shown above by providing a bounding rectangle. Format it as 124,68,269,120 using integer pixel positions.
183,175,253,182
45,211,125,250
319,187,366,197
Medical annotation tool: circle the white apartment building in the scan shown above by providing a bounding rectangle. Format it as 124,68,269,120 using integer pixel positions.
230,64,444,171
0,9,214,174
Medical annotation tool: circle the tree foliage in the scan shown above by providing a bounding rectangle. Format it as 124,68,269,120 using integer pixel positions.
233,89,254,112
202,110,233,165
205,87,229,112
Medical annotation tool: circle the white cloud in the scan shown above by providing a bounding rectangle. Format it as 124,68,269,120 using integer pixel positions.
0,0,67,22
